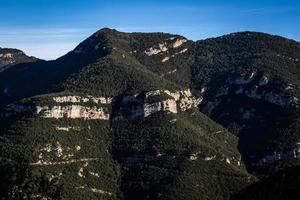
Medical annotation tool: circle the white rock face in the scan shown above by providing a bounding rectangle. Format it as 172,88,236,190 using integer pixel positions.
145,90,161,98
144,102,163,117
179,96,202,111
144,37,187,56
162,56,170,62
164,90,181,101
53,96,88,103
90,188,112,196
178,48,188,54
0,53,14,58
164,89,202,111
226,158,231,164
219,72,299,108
31,158,98,166
144,99,177,117
172,38,187,48
56,127,70,131
56,126,81,132
0,53,16,64
145,43,168,56
162,99,178,113
119,89,202,119
4,104,109,120
39,105,110,120
205,155,216,161
53,95,112,104
5,90,202,120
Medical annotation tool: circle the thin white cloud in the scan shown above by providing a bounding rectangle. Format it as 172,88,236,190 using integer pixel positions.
243,8,265,13
242,6,300,15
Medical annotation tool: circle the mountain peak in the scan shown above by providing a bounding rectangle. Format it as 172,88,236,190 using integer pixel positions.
96,27,119,33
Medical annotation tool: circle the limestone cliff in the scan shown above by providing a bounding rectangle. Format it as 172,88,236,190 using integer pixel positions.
4,90,202,120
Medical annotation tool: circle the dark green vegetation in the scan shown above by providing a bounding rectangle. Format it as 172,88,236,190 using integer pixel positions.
0,28,300,199
113,111,254,200
0,115,120,200
232,166,300,200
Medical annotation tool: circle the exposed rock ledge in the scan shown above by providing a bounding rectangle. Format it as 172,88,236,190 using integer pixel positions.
118,89,202,119
216,72,299,108
53,95,112,104
4,104,110,120
4,90,202,120
144,37,187,56
40,105,109,120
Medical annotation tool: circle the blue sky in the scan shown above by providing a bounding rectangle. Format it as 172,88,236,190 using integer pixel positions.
0,0,299,60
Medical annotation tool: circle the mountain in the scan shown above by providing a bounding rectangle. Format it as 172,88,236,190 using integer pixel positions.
0,28,300,199
190,32,300,175
0,47,38,71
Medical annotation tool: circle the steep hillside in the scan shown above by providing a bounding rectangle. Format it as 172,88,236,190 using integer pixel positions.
0,29,181,109
0,90,254,199
189,32,300,175
231,166,300,200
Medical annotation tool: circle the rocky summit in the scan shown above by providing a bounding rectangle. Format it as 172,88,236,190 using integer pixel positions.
0,28,300,200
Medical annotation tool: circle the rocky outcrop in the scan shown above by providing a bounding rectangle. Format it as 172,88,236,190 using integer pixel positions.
0,52,22,65
144,37,187,56
145,43,168,56
55,126,81,132
161,56,170,62
117,89,202,119
172,38,187,48
4,104,110,120
144,99,177,117
0,48,36,67
4,90,202,120
39,105,110,120
53,95,112,104
215,72,299,108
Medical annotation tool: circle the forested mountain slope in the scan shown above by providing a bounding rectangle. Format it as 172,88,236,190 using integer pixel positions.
0,28,299,199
